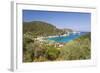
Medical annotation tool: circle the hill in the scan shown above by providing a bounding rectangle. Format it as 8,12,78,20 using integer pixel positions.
23,21,73,36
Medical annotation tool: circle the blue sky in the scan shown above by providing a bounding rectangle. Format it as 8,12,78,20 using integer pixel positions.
23,10,91,32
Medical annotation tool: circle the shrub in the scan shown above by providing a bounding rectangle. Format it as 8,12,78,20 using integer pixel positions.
45,46,60,60
58,33,91,60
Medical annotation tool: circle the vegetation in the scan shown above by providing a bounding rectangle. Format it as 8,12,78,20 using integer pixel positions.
23,21,91,62
23,21,73,36
58,33,91,60
45,46,60,60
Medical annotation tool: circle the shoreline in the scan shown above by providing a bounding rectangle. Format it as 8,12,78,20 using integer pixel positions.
36,31,82,41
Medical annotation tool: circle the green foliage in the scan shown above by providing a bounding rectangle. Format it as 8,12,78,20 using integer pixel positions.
23,21,71,36
23,33,91,62
23,32,34,51
23,21,91,62
23,51,33,62
58,33,91,60
45,46,60,60
23,33,48,62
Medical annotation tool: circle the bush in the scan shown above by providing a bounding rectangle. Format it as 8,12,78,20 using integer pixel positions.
58,33,91,60
23,51,33,62
45,46,60,60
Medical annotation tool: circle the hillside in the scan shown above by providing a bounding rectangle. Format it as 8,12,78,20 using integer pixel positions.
23,21,73,36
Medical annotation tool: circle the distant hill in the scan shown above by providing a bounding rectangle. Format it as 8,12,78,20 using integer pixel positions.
23,21,73,36
61,28,73,34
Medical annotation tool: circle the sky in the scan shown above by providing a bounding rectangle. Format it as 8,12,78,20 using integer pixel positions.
23,10,91,32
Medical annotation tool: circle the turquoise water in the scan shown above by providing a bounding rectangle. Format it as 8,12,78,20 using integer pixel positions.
47,32,87,43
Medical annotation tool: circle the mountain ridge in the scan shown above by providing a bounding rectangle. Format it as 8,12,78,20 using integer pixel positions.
23,21,73,36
